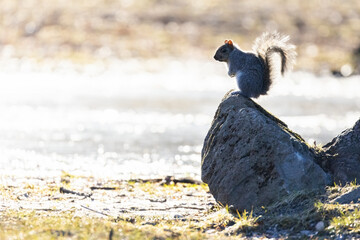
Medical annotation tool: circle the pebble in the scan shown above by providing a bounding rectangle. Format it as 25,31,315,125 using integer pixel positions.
315,221,325,231
17,193,29,200
205,229,216,234
300,230,312,236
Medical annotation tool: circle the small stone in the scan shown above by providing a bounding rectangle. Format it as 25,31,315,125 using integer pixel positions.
174,214,183,219
315,221,325,231
300,230,312,236
228,205,236,213
142,222,156,226
205,229,216,234
17,193,30,200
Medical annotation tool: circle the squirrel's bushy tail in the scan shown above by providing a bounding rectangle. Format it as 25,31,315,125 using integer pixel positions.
253,32,297,94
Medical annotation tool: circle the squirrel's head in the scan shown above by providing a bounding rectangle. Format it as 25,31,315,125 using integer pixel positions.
214,40,234,62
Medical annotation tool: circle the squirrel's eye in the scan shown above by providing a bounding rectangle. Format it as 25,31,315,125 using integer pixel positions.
221,49,227,53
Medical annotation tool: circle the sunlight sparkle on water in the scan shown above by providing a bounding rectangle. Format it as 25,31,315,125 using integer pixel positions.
0,59,359,178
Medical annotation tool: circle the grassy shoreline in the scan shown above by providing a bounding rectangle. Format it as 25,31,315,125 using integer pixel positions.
2,173,360,239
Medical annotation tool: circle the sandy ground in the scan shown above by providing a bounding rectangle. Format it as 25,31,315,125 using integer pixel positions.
0,174,215,220
3,174,360,239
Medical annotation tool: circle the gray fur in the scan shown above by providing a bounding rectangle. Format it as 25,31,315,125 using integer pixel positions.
214,32,296,98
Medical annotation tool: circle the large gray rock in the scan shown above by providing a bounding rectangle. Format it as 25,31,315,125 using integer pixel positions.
201,92,329,211
320,119,360,185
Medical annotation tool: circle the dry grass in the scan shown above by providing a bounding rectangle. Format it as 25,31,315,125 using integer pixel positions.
2,174,360,239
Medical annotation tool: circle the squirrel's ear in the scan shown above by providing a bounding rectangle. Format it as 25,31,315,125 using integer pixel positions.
224,40,228,44
227,40,233,46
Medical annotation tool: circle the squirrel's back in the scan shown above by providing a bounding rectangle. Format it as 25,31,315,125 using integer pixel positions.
252,32,297,95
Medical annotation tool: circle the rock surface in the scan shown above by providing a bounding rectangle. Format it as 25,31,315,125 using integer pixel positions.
321,119,360,185
201,92,329,210
332,187,360,204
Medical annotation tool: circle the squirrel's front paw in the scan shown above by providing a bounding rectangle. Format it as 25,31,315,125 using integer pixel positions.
228,71,236,77
231,90,252,98
230,91,242,96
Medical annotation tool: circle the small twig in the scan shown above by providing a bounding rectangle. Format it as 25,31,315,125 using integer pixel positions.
133,205,206,211
162,176,202,185
165,205,207,210
90,186,116,191
128,176,202,185
109,228,114,240
128,178,163,183
80,205,109,216
148,198,167,203
20,208,61,211
59,187,92,198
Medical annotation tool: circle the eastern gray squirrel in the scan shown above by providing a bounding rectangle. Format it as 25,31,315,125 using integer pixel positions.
214,32,296,98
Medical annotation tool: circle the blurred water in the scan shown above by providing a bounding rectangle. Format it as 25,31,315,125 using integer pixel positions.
0,59,359,179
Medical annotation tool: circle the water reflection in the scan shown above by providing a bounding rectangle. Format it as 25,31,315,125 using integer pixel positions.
0,59,359,179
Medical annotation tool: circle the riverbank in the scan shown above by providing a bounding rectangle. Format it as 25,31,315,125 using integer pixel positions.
0,173,215,239
2,173,360,239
